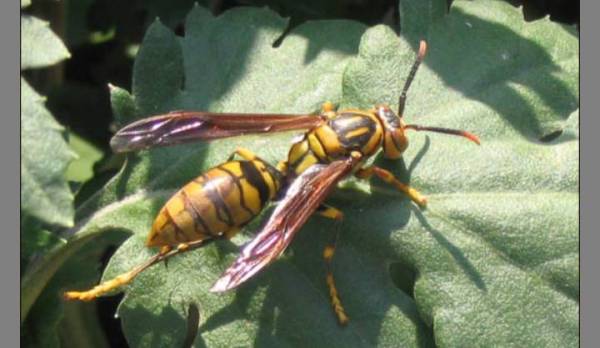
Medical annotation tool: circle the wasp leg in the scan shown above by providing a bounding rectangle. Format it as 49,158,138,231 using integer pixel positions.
64,238,216,302
227,147,261,161
222,227,241,240
355,166,427,208
316,204,343,220
315,204,349,325
64,245,173,301
321,101,337,119
276,160,288,175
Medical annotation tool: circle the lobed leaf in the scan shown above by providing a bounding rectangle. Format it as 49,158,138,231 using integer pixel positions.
61,1,578,347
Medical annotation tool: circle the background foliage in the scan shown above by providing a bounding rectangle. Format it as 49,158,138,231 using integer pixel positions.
21,0,579,347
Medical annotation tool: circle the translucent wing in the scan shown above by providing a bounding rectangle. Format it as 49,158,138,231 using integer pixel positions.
210,157,358,292
110,111,324,153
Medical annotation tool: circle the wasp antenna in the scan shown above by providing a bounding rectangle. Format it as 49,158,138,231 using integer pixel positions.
398,40,428,116
404,124,480,145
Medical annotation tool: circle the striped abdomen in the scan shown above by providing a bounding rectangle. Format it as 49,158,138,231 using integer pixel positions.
146,159,281,247
287,111,383,176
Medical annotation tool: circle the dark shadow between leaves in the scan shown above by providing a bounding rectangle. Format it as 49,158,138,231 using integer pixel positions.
409,8,578,141
412,207,486,291
388,261,416,299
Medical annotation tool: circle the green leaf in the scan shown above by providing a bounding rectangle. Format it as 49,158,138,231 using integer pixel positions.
109,83,138,127
21,79,77,227
22,231,123,348
399,0,447,46
21,0,31,9
21,219,66,274
66,132,104,183
62,2,577,347
21,15,70,70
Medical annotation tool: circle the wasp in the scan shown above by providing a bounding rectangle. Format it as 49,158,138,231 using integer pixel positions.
64,148,286,301
68,41,479,325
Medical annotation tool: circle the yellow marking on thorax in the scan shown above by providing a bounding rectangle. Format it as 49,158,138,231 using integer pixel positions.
362,112,384,157
307,133,327,160
345,127,370,139
314,126,343,159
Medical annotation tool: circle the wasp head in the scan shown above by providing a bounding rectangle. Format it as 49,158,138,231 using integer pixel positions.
375,104,408,159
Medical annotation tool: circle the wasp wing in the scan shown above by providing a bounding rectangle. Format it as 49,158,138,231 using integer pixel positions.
110,111,324,153
210,157,357,292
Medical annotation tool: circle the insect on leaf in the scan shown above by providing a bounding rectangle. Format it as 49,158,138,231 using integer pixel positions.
65,1,577,347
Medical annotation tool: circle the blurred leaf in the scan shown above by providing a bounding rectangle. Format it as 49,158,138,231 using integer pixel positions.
22,232,122,348
399,0,447,45
66,132,104,183
21,9,77,325
21,79,76,227
109,83,137,126
21,15,70,70
64,0,97,46
21,220,66,273
21,0,31,9
58,1,577,347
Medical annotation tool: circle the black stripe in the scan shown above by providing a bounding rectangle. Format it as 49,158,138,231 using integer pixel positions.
181,190,213,235
217,165,255,216
204,183,234,226
164,207,188,242
239,161,270,208
390,131,403,151
330,115,376,148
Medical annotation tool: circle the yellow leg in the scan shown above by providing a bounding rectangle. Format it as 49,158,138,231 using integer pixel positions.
321,101,337,119
355,166,427,208
64,246,173,301
228,147,259,161
316,204,343,221
64,238,216,302
223,227,241,240
316,204,349,325
276,160,288,175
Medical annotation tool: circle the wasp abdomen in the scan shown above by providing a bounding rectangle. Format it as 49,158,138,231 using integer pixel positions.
146,159,280,247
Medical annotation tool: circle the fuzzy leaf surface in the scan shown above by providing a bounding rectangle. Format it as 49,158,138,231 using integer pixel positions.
66,2,577,347
21,79,76,227
21,15,70,70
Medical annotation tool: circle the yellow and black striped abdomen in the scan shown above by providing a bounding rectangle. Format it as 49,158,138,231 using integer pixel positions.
287,111,383,177
146,159,281,247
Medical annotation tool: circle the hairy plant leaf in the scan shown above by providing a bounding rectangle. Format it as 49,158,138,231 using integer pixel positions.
62,1,577,347
21,15,70,70
21,79,76,227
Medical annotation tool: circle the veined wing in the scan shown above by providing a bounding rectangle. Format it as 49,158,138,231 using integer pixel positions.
210,156,359,292
110,111,324,153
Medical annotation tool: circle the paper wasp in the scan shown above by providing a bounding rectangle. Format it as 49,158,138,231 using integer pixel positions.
64,148,286,300
66,41,479,325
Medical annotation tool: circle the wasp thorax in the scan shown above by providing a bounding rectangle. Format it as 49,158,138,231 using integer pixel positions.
375,105,408,159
